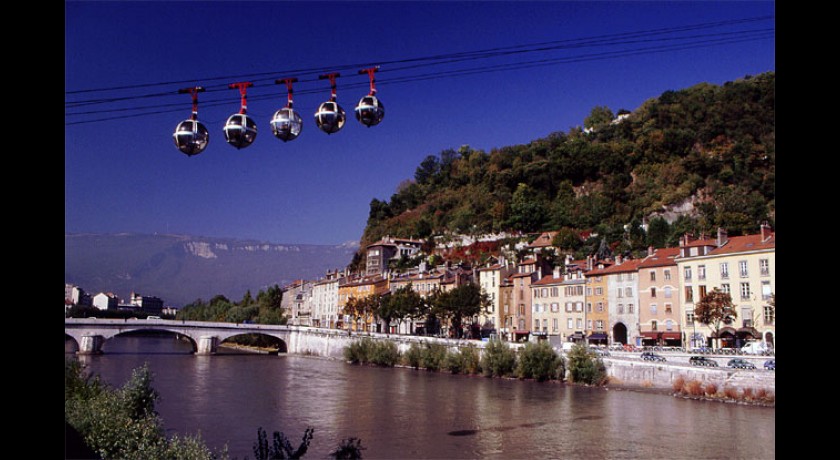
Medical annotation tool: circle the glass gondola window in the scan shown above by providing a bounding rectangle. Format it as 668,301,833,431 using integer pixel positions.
173,87,209,156
272,78,303,142
223,82,257,149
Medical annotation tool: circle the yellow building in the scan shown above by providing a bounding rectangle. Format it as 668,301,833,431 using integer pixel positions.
583,258,612,345
338,275,389,332
676,226,775,349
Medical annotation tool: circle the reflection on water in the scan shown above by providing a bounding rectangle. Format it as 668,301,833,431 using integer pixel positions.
66,336,774,459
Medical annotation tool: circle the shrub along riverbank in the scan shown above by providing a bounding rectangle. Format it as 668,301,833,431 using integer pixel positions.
344,339,607,386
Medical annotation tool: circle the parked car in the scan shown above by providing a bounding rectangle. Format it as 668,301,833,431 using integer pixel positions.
640,351,666,362
764,359,775,371
689,356,719,367
591,348,611,357
740,341,768,355
727,358,757,370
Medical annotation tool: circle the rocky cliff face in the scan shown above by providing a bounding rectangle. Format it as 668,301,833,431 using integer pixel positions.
65,233,358,307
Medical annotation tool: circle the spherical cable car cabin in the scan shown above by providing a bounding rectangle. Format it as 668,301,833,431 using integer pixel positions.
271,77,303,142
173,87,210,156
314,72,346,134
223,82,257,149
355,66,384,127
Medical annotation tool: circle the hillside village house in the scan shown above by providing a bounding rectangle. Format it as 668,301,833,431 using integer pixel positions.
282,280,314,326
365,236,424,276
676,226,775,349
589,256,644,346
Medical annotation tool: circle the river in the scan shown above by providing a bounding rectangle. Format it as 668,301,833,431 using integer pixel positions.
66,335,774,459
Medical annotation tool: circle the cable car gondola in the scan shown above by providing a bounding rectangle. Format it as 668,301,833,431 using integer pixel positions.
271,77,303,142
355,66,384,127
173,87,210,156
223,82,257,149
314,72,346,134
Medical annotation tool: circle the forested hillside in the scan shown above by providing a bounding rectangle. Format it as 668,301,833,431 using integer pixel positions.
359,72,774,259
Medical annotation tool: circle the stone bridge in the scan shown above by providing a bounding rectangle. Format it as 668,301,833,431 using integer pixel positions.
64,318,358,357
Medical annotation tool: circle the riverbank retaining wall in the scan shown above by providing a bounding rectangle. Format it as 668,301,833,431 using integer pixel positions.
603,359,775,393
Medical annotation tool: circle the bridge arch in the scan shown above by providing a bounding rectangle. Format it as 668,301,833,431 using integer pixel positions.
219,333,288,354
110,329,199,353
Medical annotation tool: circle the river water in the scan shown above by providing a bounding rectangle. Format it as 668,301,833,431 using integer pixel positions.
66,336,774,459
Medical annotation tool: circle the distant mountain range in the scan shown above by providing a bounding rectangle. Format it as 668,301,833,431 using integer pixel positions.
65,233,358,307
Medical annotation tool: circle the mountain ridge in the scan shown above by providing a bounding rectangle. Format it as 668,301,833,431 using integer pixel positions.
65,233,357,307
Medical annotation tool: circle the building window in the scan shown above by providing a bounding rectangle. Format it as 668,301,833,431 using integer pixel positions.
586,287,592,296
597,302,604,312
627,272,634,281
664,270,671,281
533,303,540,313
684,266,692,281
762,281,772,300
760,259,770,276
650,271,656,282
596,320,604,330
566,302,572,312
541,288,548,298
764,305,774,325
576,302,583,312
576,318,582,329
685,286,693,302
628,304,634,314
552,302,559,312
664,286,672,298
665,320,674,331
650,304,657,314
543,319,548,332
618,304,624,314
535,319,540,330
553,318,558,332
741,307,753,328
651,287,657,298
739,260,749,278
617,288,623,298
595,287,603,296
720,262,729,279
698,265,706,281
686,310,695,324
721,283,730,295
740,282,751,300
699,285,707,300
651,320,658,331
665,303,672,314
567,318,573,329
625,287,632,297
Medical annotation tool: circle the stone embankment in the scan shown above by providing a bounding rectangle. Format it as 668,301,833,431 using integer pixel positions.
602,358,775,393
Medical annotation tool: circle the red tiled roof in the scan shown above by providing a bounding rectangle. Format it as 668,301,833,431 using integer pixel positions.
708,233,775,256
532,274,565,286
528,231,559,248
683,238,718,248
592,258,643,274
638,247,680,268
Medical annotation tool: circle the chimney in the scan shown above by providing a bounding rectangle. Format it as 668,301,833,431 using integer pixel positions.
716,227,728,247
553,266,561,279
647,246,655,257
587,255,593,271
760,222,772,241
565,254,573,266
615,254,623,265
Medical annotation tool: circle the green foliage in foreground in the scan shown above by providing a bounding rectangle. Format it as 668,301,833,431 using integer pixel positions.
344,338,401,367
517,341,565,382
65,358,227,460
480,339,518,378
566,344,608,385
252,427,313,460
445,344,482,375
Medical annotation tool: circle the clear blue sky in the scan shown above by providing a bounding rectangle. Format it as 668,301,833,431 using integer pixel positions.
65,1,775,245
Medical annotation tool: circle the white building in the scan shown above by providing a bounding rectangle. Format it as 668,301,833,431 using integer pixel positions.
92,292,119,311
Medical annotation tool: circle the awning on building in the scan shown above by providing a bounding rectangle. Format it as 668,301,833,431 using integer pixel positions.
640,331,660,339
661,332,681,340
588,333,608,340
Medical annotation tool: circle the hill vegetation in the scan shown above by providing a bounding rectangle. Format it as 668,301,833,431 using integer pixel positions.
358,72,774,262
